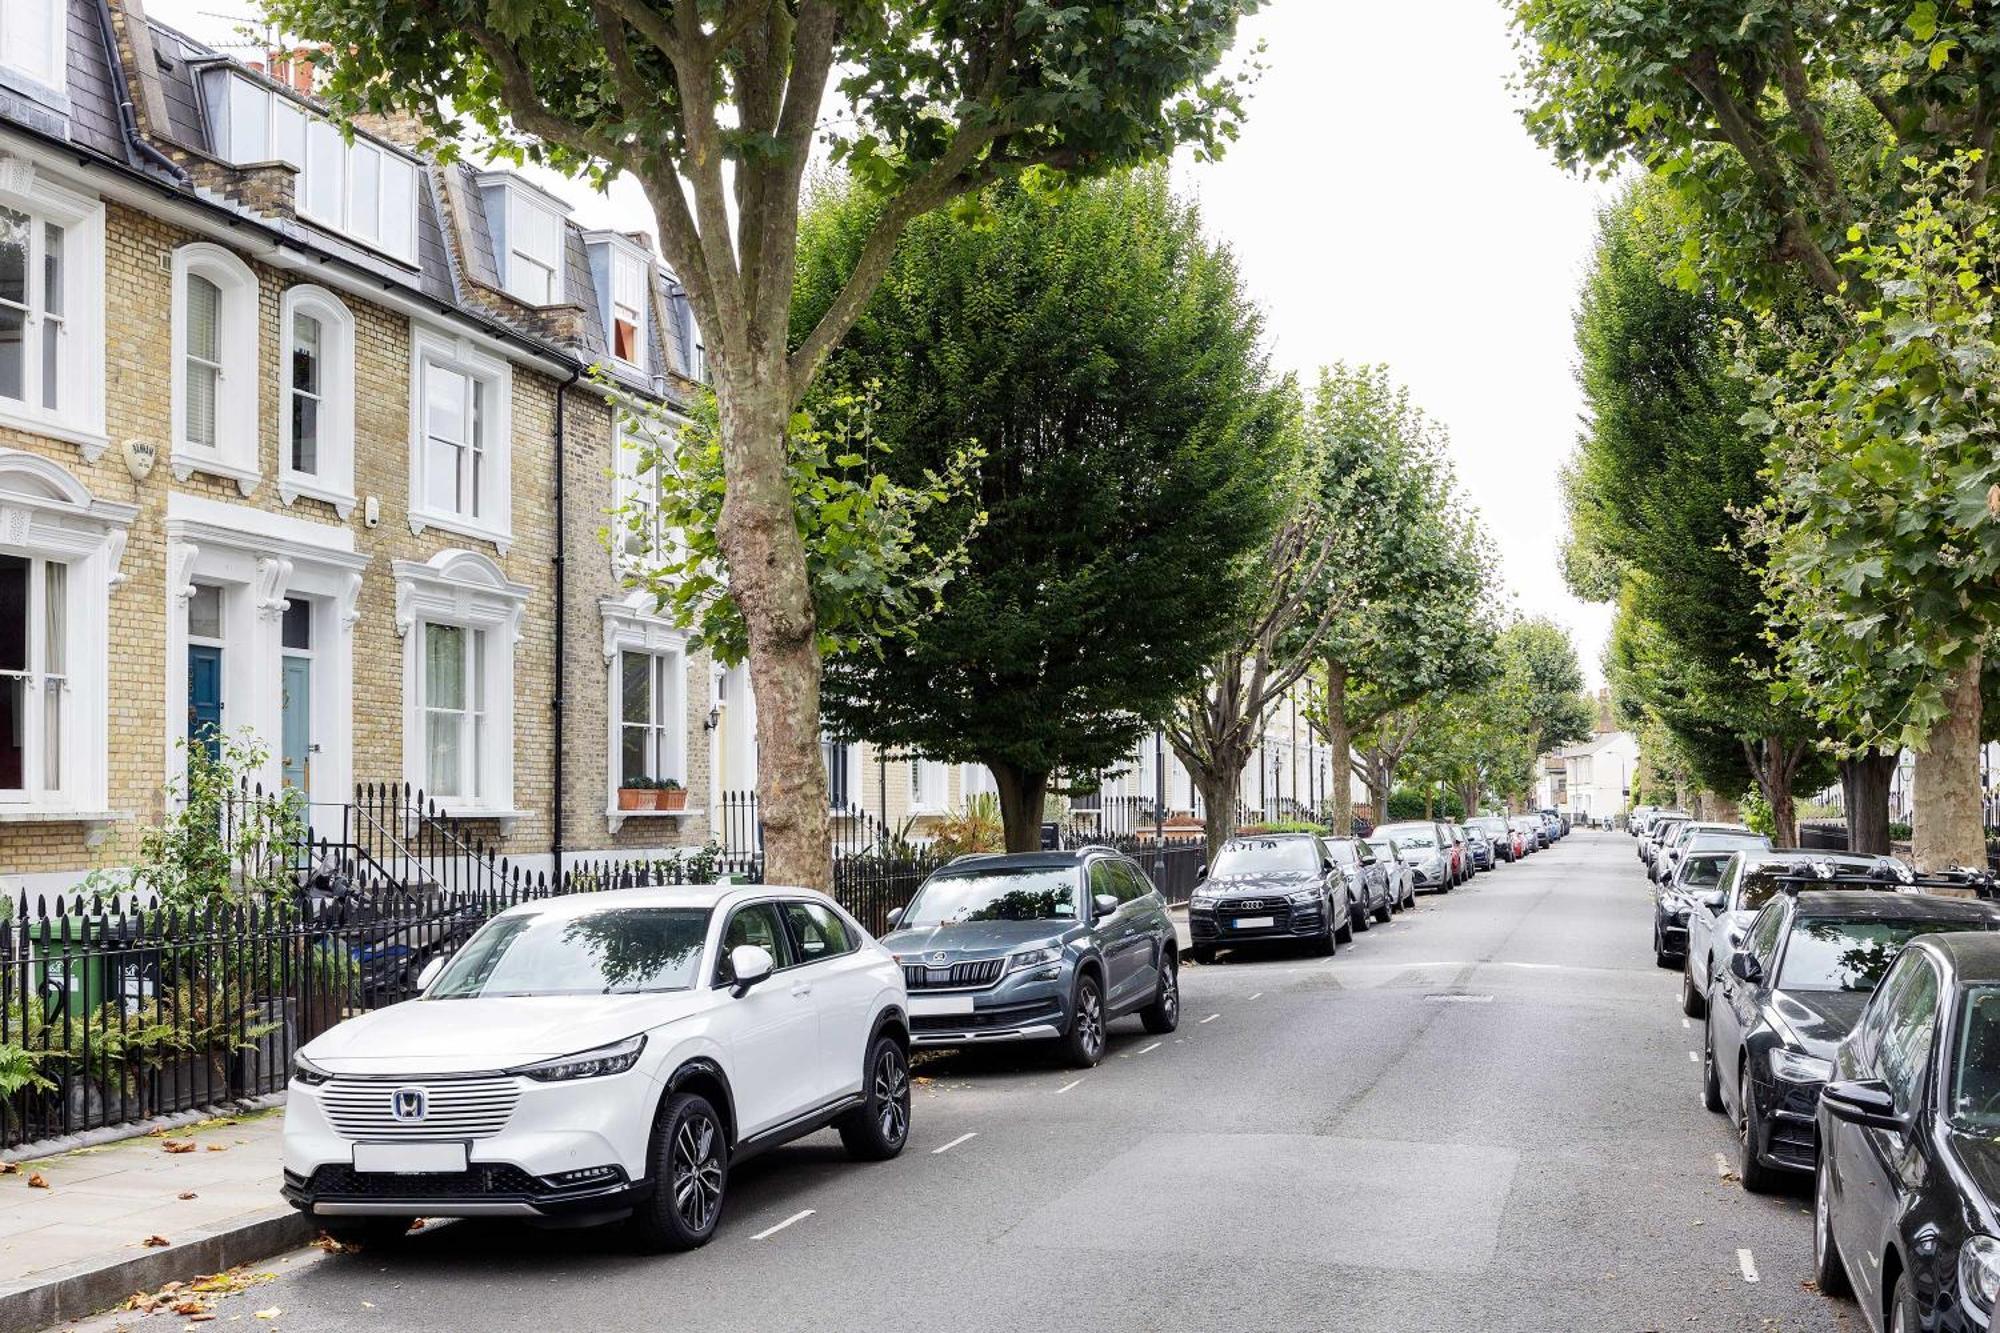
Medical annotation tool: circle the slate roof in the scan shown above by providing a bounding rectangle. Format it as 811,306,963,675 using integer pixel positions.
60,0,123,159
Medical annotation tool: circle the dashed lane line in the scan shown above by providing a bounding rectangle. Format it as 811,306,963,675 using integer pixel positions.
1198,1013,1220,1025
1136,1041,1163,1056
1248,992,1264,1001
1737,1248,1760,1283
1687,1051,1699,1063
751,1209,815,1241
1053,1079,1083,1095
931,1132,978,1156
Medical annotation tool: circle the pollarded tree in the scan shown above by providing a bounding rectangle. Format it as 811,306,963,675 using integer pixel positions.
272,0,1262,888
802,171,1295,851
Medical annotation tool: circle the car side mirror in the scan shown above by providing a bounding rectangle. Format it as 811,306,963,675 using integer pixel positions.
1727,951,1762,984
1700,891,1726,913
1821,1078,1906,1133
416,954,448,991
728,944,774,997
1322,859,1335,874
1093,894,1119,917
884,907,903,929
1195,863,1208,883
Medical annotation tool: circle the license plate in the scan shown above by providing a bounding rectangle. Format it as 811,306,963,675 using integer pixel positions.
352,1141,468,1174
1231,915,1275,930
909,993,975,1017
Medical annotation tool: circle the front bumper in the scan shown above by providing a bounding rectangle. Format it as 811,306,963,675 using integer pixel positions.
905,961,1071,1047
1410,866,1448,892
1190,897,1329,945
1749,1074,1823,1174
283,1163,648,1221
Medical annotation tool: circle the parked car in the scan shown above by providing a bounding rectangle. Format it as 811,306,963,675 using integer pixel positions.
1681,851,1911,1019
282,885,911,1251
1653,849,1736,969
1188,833,1352,963
884,848,1179,1065
1655,823,1771,887
1364,834,1420,910
1328,835,1397,927
1642,814,1690,867
1465,825,1496,872
1813,933,2000,1332
1630,805,1660,837
1704,891,2000,1193
1469,816,1516,863
1374,821,1455,893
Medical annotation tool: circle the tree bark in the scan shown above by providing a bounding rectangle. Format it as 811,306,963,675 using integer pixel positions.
1765,737,1798,850
1841,752,1897,855
715,373,831,890
1913,655,1988,871
1195,768,1241,859
992,761,1050,853
1325,660,1353,833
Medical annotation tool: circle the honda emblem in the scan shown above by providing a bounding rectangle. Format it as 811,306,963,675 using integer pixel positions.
391,1087,427,1123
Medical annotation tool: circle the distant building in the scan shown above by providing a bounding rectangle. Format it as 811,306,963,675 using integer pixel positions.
1537,732,1639,820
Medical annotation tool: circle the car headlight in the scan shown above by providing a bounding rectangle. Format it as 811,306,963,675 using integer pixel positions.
1287,889,1320,905
1190,889,1219,906
1768,1048,1833,1085
1006,945,1063,973
515,1034,646,1082
1962,1235,2000,1312
293,1052,333,1087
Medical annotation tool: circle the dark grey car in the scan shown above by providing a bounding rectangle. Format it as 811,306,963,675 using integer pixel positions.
1188,833,1353,963
880,848,1179,1068
1328,836,1396,926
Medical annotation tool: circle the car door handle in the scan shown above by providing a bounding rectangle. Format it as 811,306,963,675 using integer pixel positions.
791,982,813,997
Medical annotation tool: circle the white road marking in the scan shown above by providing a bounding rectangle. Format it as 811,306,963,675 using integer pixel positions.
1682,1017,1691,1029
931,1132,978,1156
1714,1152,1730,1179
1137,1041,1163,1055
1688,1051,1699,1063
751,1209,815,1240
1199,1013,1220,1024
1737,1248,1760,1283
1053,1079,1083,1095
1248,992,1264,1001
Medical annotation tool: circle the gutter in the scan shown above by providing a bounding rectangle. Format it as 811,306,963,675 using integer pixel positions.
551,364,583,872
92,0,190,186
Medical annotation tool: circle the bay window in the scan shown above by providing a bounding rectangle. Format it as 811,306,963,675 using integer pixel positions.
408,329,511,550
170,244,260,492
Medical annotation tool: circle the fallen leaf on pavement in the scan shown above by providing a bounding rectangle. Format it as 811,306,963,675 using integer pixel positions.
0,1161,16,1174
311,1233,359,1254
27,1173,47,1189
143,1235,171,1248
254,1307,282,1319
204,1145,227,1152
163,1140,196,1154
178,1191,198,1200
408,1218,425,1231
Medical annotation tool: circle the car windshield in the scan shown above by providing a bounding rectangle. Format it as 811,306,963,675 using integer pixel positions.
1738,860,1893,911
1690,832,1767,852
900,867,1078,926
1951,987,2000,1130
1679,854,1732,889
1365,839,1395,860
1326,841,1359,865
1777,918,1990,992
1383,828,1436,849
1213,838,1322,875
428,907,710,998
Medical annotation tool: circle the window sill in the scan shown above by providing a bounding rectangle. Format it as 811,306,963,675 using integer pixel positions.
606,806,705,835
170,449,262,497
278,474,358,519
409,507,513,556
0,808,129,847
0,404,110,461
431,803,527,833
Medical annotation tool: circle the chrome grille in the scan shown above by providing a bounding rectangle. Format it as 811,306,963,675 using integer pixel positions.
903,958,1006,990
320,1076,519,1140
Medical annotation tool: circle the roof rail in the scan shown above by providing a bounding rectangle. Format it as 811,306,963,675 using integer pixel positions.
943,852,1003,866
1770,862,1994,896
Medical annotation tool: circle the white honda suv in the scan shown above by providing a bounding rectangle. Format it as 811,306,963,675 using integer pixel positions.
281,885,910,1251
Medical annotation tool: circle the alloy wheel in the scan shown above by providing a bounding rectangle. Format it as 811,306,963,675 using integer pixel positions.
671,1112,724,1232
1077,987,1104,1060
1159,962,1178,1025
1814,1159,1830,1264
872,1047,910,1146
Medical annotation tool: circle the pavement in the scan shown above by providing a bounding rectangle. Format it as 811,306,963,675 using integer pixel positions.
45,831,1852,1332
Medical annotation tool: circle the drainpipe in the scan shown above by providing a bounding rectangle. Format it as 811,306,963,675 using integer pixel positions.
95,0,192,186
551,365,582,876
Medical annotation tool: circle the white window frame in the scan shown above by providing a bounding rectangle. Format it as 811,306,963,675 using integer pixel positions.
612,409,690,568
910,757,946,814
822,735,863,813
0,154,104,455
0,448,134,826
601,241,650,370
480,176,567,307
408,327,512,552
601,599,692,832
0,2,65,96
170,243,261,495
276,284,356,517
961,762,997,800
394,549,526,821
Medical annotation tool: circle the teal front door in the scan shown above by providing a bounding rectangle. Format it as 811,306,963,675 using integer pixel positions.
280,655,311,795
186,644,222,767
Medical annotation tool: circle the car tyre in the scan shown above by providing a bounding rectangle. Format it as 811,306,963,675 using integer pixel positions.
1141,953,1181,1033
1351,894,1371,932
1737,1067,1779,1194
1700,1019,1724,1114
1653,925,1677,971
1062,973,1107,1069
1680,963,1706,1019
1371,894,1393,925
627,1091,727,1253
1812,1155,1852,1300
1335,910,1354,944
1191,945,1217,966
316,1217,412,1249
837,1035,912,1161
1889,1272,1917,1333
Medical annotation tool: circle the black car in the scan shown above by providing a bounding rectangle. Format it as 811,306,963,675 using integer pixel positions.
1814,933,2000,1332
1652,848,1734,969
1327,836,1396,927
1705,891,2000,1195
1189,833,1351,964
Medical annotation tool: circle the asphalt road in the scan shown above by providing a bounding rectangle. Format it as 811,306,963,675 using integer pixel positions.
72,831,1858,1333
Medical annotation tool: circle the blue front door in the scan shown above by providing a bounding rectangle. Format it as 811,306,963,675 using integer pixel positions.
280,655,311,795
187,644,222,766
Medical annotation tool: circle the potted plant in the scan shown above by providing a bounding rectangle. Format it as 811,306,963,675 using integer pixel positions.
617,776,653,811
657,777,688,812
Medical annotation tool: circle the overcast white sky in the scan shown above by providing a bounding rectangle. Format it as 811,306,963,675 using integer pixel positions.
147,0,1617,686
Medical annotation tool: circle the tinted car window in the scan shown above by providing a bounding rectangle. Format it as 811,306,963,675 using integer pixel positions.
1779,919,1988,993
785,901,855,961
1950,987,2000,1129
1328,841,1359,866
1214,838,1322,875
1115,861,1156,901
1678,854,1732,889
721,902,795,975
1743,902,1786,968
902,867,1078,926
1879,957,1941,1116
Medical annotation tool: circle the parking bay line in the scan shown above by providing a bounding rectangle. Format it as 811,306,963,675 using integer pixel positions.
751,1209,815,1241
1688,1051,1699,1063
1137,1041,1163,1056
1053,1079,1083,1095
1737,1248,1760,1283
1198,1013,1220,1025
1248,992,1263,1001
932,1132,978,1156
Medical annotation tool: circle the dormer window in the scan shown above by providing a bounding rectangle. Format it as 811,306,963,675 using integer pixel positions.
611,250,647,364
202,69,418,264
0,2,65,93
478,174,568,307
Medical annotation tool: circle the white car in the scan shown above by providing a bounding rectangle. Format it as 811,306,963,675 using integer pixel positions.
282,885,910,1252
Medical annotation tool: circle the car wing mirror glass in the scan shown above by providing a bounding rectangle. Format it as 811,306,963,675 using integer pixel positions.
1727,951,1762,984
728,943,774,997
1093,893,1119,917
884,907,903,929
1700,891,1726,913
1821,1078,1905,1132
1322,859,1336,873
1195,863,1208,883
416,954,448,992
